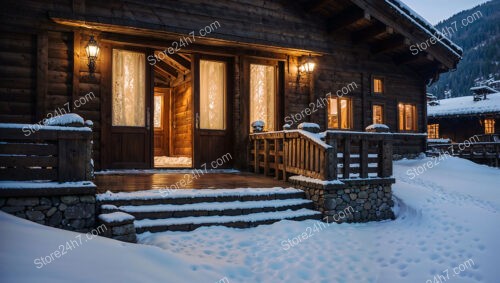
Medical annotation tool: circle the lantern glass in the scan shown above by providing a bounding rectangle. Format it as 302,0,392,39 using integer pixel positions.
85,36,100,59
300,55,315,74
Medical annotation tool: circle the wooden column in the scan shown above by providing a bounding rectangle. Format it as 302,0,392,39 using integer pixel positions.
36,31,48,121
72,31,81,111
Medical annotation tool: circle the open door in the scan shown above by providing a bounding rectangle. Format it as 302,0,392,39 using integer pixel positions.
106,48,152,169
193,54,233,168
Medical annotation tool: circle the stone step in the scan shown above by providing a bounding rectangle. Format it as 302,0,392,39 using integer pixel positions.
97,188,306,207
134,208,322,233
116,199,314,220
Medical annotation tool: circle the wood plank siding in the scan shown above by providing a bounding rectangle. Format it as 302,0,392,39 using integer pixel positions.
0,0,460,169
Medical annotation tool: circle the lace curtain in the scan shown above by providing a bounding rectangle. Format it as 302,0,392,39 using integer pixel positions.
250,64,275,131
200,60,226,130
112,49,145,127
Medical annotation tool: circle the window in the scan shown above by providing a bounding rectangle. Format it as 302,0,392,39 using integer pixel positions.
398,103,417,131
154,95,164,129
428,124,439,139
112,49,146,127
200,60,226,130
250,64,276,131
328,97,351,129
372,105,384,124
484,119,495,134
373,77,384,94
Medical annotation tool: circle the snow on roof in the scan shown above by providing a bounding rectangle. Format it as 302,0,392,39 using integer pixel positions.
385,0,462,58
428,92,500,117
470,85,498,93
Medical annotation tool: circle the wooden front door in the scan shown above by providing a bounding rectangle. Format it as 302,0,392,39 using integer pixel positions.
104,47,152,169
193,54,233,168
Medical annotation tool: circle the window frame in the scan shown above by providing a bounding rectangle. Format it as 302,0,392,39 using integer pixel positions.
427,123,439,139
398,102,417,132
199,59,227,131
371,76,385,95
484,118,495,134
247,59,279,132
327,96,353,130
372,103,385,125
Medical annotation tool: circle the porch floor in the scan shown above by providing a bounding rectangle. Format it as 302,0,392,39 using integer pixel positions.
94,172,288,193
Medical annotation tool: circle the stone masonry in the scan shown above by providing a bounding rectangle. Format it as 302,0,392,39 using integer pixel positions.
290,178,395,223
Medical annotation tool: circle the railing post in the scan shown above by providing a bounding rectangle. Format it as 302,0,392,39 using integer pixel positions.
378,136,393,178
360,138,368,179
263,139,270,176
282,135,288,180
254,139,259,173
343,136,351,179
58,133,89,182
326,133,338,180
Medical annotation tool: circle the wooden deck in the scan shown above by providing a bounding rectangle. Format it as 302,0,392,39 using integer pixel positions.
94,172,288,193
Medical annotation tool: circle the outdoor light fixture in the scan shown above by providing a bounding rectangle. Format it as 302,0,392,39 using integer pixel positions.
299,54,316,74
85,35,99,74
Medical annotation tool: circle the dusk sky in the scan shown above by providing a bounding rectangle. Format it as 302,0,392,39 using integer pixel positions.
403,0,491,24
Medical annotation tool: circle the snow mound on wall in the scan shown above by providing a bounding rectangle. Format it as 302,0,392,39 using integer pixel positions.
44,113,84,127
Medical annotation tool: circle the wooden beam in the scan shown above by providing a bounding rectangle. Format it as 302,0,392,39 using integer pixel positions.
154,65,175,79
156,60,178,78
371,36,411,54
36,31,48,121
394,52,433,65
352,22,393,44
168,53,191,70
327,7,370,33
305,0,331,13
72,31,81,111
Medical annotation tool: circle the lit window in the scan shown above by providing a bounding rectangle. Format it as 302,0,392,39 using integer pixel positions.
200,60,226,130
427,124,439,139
398,103,417,131
373,105,384,124
373,77,384,94
328,97,351,129
484,119,495,134
250,64,276,131
112,49,145,127
154,95,163,129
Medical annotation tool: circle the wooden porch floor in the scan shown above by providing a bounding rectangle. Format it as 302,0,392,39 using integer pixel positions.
94,172,288,193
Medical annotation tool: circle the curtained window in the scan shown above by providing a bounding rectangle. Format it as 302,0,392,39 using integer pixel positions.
200,60,226,130
328,97,351,129
250,64,276,131
428,124,439,139
398,103,417,131
112,49,145,127
373,105,384,124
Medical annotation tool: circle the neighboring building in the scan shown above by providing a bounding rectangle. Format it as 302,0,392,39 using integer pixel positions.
427,84,500,142
0,0,462,170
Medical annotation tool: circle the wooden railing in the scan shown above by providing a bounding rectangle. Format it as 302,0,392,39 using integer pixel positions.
0,124,93,182
428,142,500,167
249,130,393,181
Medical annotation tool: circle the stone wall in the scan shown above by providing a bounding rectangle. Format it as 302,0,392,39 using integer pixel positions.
0,187,96,232
98,210,137,243
290,178,396,223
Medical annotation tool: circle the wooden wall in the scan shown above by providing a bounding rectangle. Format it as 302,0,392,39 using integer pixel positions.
172,80,193,157
0,31,36,123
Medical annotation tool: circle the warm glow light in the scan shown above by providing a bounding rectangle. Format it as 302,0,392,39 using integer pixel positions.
85,35,100,74
300,54,315,74
85,36,100,59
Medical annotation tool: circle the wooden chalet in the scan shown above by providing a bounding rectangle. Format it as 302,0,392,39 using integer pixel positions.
427,85,500,167
0,0,462,172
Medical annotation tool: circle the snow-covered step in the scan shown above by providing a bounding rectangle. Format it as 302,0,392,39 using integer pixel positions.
134,208,322,233
118,199,314,219
97,187,306,206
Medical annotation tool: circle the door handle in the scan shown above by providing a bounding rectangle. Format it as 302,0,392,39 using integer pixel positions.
195,113,200,129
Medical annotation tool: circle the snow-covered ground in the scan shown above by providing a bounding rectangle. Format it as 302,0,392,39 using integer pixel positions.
1,156,499,283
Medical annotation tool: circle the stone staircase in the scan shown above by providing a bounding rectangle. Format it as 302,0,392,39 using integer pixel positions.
97,188,321,233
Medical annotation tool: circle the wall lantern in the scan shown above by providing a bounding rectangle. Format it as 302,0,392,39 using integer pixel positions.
299,54,316,74
85,35,100,74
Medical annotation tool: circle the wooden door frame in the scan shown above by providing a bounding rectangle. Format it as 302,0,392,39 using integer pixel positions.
100,43,154,169
192,53,234,168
